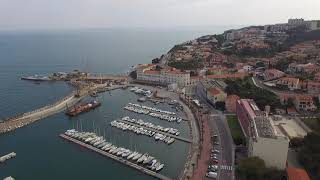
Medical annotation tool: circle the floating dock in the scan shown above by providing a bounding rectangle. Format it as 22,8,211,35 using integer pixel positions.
59,134,172,180
118,120,192,143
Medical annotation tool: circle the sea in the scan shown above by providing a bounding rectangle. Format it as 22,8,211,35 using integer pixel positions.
0,27,230,179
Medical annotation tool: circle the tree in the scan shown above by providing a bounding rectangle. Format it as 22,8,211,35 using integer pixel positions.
297,132,320,180
236,157,286,180
215,101,225,111
129,70,137,79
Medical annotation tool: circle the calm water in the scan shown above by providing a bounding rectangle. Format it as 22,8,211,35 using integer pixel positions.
0,28,225,179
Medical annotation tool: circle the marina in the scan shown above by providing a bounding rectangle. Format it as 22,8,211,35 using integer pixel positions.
124,104,183,123
121,116,181,136
61,129,171,180
110,120,176,145
118,119,192,143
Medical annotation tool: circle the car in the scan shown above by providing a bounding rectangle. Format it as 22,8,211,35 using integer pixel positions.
209,165,218,169
211,159,219,164
206,172,218,179
212,149,220,153
208,167,218,172
211,154,218,158
214,142,220,145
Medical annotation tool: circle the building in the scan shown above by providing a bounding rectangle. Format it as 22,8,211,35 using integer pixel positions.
136,64,190,87
206,87,227,104
315,72,320,82
225,95,240,113
206,72,247,80
276,77,300,90
288,18,305,26
287,167,310,180
293,95,317,112
236,99,289,169
243,65,254,72
263,69,285,81
306,20,320,31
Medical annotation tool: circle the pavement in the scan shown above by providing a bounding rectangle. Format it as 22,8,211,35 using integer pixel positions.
195,83,234,180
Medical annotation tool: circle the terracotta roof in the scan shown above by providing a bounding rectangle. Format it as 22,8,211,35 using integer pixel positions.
144,70,160,75
207,72,247,79
208,87,222,96
226,95,240,101
296,95,314,101
287,107,297,114
287,168,310,180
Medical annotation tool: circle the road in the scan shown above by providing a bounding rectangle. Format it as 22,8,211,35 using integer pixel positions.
195,83,234,180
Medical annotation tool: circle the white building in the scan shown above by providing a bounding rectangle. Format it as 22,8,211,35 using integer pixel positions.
136,64,190,87
306,20,320,31
243,65,253,72
248,116,289,169
288,18,305,25
236,99,289,169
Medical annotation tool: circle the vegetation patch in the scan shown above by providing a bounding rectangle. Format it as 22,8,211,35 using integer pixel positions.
236,157,286,180
227,115,245,145
224,77,281,110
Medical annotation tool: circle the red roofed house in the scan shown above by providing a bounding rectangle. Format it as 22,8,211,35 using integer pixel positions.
276,77,300,90
287,167,310,180
293,95,317,112
206,87,227,104
299,81,320,93
225,95,240,113
263,69,285,81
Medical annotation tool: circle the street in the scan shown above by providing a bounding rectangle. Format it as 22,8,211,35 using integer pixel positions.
195,83,234,180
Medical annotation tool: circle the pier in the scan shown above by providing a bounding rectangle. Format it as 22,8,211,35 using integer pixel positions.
118,120,192,143
59,134,172,180
0,87,90,134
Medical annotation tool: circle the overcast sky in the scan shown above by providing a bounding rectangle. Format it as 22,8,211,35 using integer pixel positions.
0,0,319,30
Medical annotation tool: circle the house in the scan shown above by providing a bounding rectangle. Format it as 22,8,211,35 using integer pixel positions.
314,72,320,82
206,87,227,104
243,65,254,72
276,77,300,90
263,69,285,81
225,95,240,113
293,95,317,112
299,81,320,93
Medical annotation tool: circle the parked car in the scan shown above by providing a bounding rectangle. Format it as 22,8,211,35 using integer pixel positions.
206,171,218,179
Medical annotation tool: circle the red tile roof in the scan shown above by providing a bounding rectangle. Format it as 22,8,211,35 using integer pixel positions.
206,72,247,79
208,87,222,96
144,70,160,75
287,168,310,180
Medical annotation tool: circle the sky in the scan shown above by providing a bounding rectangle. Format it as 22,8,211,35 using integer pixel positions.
0,0,319,30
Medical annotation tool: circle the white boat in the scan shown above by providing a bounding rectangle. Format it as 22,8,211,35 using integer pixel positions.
137,153,148,163
156,164,164,172
132,153,142,161
127,151,137,160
